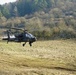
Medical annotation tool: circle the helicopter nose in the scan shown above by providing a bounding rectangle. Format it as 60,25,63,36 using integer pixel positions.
35,37,37,41
32,37,37,42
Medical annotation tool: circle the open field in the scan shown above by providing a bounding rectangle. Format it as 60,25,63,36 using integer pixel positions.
0,39,76,75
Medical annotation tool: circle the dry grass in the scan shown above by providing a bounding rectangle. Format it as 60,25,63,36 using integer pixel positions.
0,39,76,75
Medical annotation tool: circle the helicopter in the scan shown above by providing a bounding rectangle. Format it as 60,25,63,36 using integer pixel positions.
2,27,37,46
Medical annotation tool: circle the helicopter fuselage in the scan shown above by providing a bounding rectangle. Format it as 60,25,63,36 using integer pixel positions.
2,32,37,46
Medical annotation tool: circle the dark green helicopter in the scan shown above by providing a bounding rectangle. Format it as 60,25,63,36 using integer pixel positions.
2,28,37,46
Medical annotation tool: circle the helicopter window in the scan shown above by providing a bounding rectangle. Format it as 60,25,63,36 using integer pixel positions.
26,33,34,38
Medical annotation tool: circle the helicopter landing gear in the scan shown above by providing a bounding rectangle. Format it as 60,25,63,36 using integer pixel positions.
22,42,32,46
23,42,26,46
29,42,32,46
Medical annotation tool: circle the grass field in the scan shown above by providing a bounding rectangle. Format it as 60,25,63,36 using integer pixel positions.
0,39,76,75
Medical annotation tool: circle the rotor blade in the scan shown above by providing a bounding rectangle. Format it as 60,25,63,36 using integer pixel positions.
2,27,27,31
10,27,27,31
11,27,24,30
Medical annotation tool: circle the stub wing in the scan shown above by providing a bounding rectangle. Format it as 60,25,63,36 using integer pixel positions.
2,35,16,41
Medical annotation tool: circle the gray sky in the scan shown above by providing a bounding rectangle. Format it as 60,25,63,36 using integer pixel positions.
0,0,16,5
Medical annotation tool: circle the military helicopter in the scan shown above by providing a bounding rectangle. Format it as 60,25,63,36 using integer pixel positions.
2,27,37,46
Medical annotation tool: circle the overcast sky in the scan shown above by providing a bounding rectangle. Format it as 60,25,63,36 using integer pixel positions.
0,0,16,5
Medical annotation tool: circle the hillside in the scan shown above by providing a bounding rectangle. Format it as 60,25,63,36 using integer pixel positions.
0,0,76,39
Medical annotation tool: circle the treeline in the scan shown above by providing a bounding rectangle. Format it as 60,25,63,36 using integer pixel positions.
0,0,76,18
0,0,76,39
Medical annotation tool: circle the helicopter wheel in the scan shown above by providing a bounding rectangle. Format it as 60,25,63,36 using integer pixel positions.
23,44,25,46
22,42,26,46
